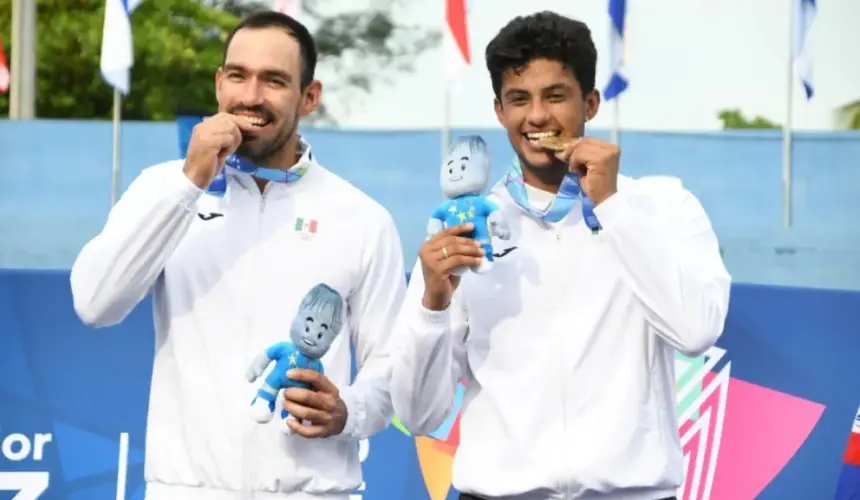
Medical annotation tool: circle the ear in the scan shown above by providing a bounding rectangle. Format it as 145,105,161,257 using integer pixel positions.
494,98,504,127
215,67,224,101
584,89,600,122
299,80,323,117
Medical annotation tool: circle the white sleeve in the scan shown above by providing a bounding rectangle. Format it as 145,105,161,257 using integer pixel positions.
335,210,408,441
592,180,732,357
69,162,203,328
389,259,469,436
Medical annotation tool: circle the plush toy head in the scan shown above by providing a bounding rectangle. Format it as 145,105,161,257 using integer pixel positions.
441,135,491,199
290,283,345,359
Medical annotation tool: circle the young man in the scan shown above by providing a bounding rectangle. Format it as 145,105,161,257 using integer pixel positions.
70,11,406,500
390,11,731,500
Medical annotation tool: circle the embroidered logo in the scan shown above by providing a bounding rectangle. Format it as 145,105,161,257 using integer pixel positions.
294,217,318,239
198,212,224,221
492,246,518,258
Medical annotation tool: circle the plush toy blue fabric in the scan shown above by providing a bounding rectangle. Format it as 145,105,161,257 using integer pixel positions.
246,283,344,424
428,135,511,274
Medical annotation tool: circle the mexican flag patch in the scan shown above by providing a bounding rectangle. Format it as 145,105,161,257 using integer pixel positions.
295,217,318,239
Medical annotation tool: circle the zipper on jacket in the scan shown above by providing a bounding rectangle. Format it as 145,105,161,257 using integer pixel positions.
555,223,573,500
243,183,271,497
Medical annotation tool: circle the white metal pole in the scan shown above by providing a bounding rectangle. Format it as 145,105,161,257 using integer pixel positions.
111,89,122,206
782,2,795,229
442,85,451,158
10,0,36,119
9,0,20,117
611,97,620,145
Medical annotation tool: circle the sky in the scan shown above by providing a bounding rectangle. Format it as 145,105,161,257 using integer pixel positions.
311,0,860,132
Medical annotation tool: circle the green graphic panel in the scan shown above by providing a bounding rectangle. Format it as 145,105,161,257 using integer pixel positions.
675,352,705,420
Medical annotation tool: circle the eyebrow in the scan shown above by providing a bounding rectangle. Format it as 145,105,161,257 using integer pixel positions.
446,155,470,165
503,83,570,100
223,63,293,83
503,88,529,100
543,83,569,93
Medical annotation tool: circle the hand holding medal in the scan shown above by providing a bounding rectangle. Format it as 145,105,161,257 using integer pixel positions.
538,135,620,207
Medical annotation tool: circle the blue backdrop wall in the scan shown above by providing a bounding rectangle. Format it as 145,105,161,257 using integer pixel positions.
1,119,860,291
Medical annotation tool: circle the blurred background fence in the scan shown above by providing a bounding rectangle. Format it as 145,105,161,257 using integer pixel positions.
2,118,859,290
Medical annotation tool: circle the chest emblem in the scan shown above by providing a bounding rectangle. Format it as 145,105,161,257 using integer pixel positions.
294,217,318,240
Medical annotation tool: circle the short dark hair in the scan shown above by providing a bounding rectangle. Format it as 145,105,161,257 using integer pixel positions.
485,11,597,99
223,10,317,89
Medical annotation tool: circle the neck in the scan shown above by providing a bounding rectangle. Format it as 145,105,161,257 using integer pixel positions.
265,134,301,171
521,160,567,194
251,135,302,193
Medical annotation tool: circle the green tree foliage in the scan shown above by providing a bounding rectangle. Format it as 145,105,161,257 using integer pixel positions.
0,0,438,123
834,99,860,130
717,108,780,129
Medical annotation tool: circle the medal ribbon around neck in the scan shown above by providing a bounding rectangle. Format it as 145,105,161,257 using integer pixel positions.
205,139,313,197
502,157,601,232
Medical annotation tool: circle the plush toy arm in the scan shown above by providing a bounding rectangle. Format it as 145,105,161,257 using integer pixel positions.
246,342,287,382
487,209,511,240
426,218,445,240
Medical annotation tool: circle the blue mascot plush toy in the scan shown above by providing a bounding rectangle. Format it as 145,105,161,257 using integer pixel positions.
246,283,344,425
428,135,511,274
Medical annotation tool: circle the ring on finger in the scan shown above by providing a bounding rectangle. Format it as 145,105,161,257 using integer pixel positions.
442,246,449,259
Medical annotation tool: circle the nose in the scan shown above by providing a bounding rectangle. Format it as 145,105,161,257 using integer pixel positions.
238,78,265,107
526,98,551,127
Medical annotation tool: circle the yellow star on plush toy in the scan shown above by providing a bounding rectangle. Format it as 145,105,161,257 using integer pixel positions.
288,353,297,365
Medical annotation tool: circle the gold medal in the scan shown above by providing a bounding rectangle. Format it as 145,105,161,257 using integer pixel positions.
537,135,572,151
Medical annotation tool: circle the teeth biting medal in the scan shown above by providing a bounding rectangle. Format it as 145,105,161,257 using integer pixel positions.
537,134,572,151
238,114,269,128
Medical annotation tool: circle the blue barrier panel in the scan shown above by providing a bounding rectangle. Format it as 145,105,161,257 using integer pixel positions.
3,119,860,292
1,270,859,499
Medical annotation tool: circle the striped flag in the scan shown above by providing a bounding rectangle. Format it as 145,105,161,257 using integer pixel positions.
603,0,628,101
273,0,302,19
0,35,9,94
835,405,860,499
793,0,816,99
100,0,145,94
294,217,318,239
444,0,471,82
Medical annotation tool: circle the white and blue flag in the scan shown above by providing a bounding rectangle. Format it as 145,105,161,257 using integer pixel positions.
793,0,816,100
603,0,628,100
100,0,144,95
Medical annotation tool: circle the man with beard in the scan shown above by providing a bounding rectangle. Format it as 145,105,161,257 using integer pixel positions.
389,11,731,500
70,11,406,500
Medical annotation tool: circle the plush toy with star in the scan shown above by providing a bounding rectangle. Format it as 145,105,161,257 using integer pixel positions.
245,283,344,424
428,135,511,274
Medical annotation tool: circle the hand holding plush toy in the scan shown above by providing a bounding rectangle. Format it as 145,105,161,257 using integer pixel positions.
427,135,511,275
246,283,344,425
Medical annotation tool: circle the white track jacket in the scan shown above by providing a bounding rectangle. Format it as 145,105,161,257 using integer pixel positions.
70,144,406,500
391,175,731,500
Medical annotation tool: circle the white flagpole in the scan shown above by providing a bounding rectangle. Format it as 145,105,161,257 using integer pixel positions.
781,3,795,229
111,89,122,206
442,86,451,159
611,97,620,145
441,0,451,163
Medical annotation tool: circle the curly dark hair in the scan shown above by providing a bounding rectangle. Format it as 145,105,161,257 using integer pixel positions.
485,11,597,100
